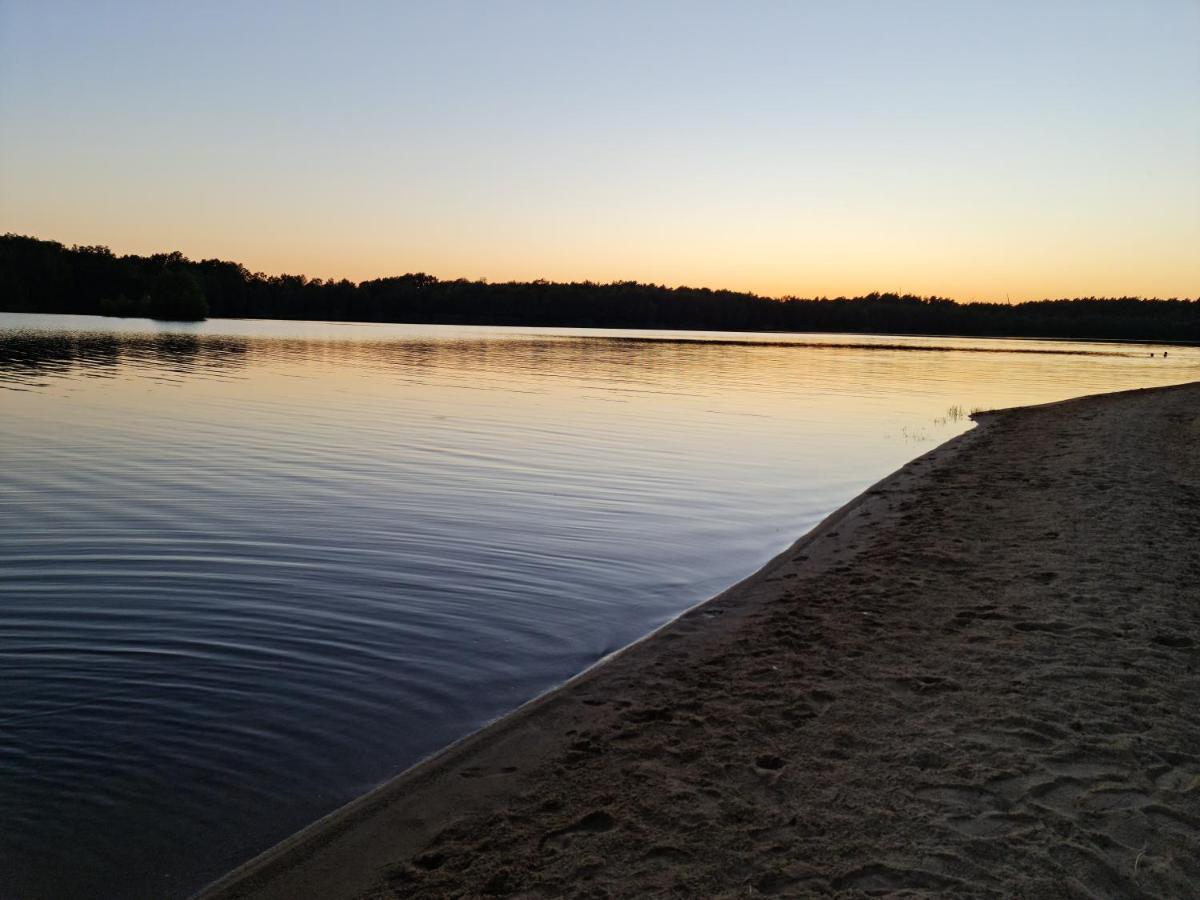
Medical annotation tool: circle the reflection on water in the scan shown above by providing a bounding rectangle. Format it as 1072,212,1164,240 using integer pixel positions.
1,313,1195,899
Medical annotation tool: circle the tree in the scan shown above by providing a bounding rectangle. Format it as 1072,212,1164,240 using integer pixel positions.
148,268,209,320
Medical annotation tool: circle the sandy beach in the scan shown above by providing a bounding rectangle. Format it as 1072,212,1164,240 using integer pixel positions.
200,381,1200,899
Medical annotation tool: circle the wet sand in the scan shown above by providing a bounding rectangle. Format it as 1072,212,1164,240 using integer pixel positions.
200,382,1200,899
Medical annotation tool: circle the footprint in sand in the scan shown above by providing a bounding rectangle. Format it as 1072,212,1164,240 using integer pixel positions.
540,810,616,851
755,754,786,771
1151,634,1194,649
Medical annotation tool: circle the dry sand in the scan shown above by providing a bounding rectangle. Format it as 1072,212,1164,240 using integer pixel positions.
200,382,1200,899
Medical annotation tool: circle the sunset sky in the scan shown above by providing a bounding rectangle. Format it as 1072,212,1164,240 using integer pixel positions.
1,1,1197,300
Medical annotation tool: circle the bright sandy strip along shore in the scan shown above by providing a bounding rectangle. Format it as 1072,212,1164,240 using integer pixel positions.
199,382,1200,899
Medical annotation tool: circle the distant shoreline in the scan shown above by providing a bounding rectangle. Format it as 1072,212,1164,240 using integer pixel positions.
197,380,1200,899
5,233,1199,344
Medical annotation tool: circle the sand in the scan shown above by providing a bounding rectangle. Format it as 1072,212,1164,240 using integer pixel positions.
199,382,1200,899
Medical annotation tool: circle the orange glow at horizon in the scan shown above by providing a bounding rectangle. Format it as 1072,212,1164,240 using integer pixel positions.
2,3,1197,303
6,218,1196,304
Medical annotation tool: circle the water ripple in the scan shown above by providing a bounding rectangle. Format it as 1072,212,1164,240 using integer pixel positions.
1,313,1196,898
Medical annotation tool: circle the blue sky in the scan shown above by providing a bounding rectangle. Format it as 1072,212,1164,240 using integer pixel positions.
1,1,1197,298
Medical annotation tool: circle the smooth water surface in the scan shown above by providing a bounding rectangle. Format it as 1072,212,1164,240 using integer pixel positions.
2,313,1196,898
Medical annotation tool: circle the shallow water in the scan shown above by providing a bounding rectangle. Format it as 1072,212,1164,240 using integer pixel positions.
1,313,1195,899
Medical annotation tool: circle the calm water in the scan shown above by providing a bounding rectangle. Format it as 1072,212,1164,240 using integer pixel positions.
1,313,1196,899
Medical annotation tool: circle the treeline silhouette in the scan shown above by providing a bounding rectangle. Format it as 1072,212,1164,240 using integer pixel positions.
3,233,1197,342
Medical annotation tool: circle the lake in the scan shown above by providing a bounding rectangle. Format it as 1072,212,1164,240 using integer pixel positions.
1,313,1195,899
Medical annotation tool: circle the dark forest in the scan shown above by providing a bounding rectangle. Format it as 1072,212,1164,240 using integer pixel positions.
3,234,1197,342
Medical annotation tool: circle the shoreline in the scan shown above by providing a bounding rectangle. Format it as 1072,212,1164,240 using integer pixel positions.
195,405,993,900
199,382,1200,899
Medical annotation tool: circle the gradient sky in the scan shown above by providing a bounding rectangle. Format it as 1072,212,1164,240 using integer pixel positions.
1,1,1197,300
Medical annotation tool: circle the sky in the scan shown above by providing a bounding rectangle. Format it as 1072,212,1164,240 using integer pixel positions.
1,1,1197,300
